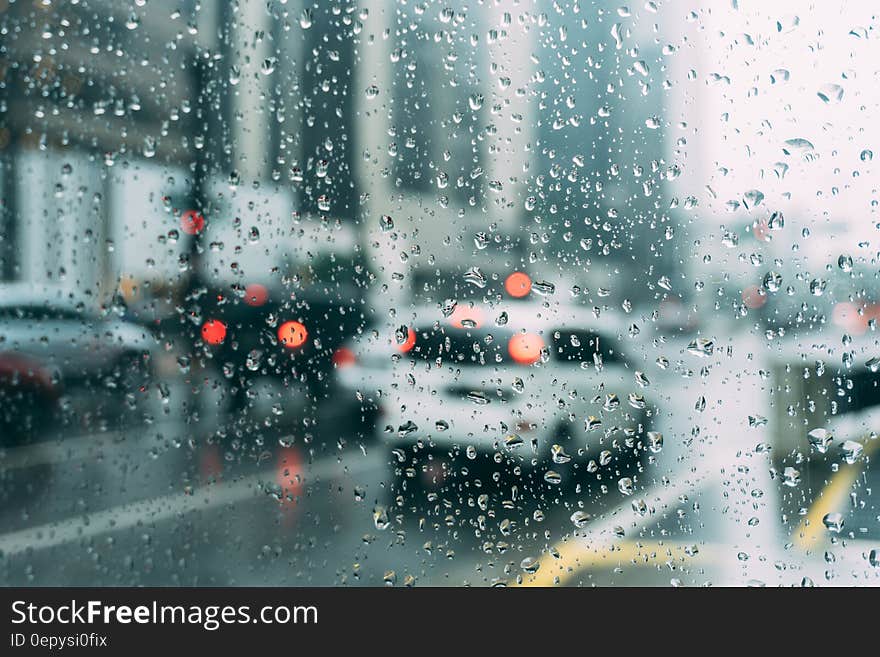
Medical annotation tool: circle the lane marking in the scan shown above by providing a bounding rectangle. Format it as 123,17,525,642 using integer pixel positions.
520,467,719,586
0,451,383,558
520,539,718,586
0,420,182,470
792,434,880,551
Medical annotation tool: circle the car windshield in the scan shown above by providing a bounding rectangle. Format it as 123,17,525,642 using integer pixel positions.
3,0,880,594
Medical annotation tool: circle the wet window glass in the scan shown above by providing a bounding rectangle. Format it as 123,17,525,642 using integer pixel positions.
2,0,880,589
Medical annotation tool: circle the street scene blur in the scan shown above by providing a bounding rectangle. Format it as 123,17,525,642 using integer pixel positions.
1,0,879,587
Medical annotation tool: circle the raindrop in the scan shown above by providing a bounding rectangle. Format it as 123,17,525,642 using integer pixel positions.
817,83,844,104
299,8,313,29
463,267,487,288
570,511,592,529
767,212,784,232
687,338,715,358
551,444,571,464
822,512,844,533
520,557,540,574
770,69,790,84
373,506,390,530
808,428,833,454
503,434,524,449
762,271,783,293
841,440,864,464
743,189,764,208
544,470,562,485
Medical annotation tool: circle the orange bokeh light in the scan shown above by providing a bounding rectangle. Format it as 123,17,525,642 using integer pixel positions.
275,447,303,507
508,332,544,365
833,302,870,335
278,320,308,349
332,347,357,367
398,327,416,352
180,210,206,235
741,285,766,310
201,319,227,345
448,305,485,329
244,283,268,307
505,272,532,298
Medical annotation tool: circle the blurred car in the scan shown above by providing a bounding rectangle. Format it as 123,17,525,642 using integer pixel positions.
335,300,656,505
0,284,157,444
195,281,370,433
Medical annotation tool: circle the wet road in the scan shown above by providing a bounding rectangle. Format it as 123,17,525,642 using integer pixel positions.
2,332,877,587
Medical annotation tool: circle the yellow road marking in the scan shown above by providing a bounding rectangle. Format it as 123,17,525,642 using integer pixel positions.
519,539,715,587
793,435,880,551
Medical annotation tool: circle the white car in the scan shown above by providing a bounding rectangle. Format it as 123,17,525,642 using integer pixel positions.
336,299,657,504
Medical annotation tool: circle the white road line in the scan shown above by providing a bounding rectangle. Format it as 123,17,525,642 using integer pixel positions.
0,421,182,470
0,451,385,558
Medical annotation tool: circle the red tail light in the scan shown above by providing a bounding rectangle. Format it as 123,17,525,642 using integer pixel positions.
741,285,766,310
332,347,357,368
244,283,268,307
505,271,532,298
0,353,56,392
278,320,308,349
398,327,416,353
449,305,485,329
201,319,227,345
180,210,205,235
508,332,544,365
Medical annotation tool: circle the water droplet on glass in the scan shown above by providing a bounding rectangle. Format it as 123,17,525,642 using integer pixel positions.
808,428,833,454
520,557,540,574
373,506,390,530
463,267,487,288
687,338,715,358
544,470,562,485
817,83,844,104
570,511,592,529
841,439,864,464
551,444,571,464
822,512,844,533
762,271,783,293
